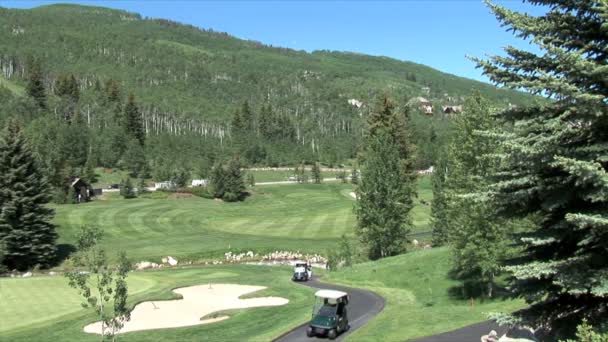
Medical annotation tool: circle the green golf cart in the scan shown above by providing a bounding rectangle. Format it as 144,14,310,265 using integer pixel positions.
306,289,349,339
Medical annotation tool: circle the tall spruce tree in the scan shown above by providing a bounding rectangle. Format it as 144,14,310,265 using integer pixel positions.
444,92,508,298
26,58,46,110
0,121,56,270
311,162,322,184
355,129,411,259
124,93,145,146
430,148,449,247
473,1,608,337
223,156,245,202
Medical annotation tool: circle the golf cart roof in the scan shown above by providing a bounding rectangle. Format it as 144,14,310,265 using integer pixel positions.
293,260,308,265
315,289,348,299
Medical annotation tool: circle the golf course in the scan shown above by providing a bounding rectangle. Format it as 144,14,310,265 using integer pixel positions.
0,178,524,341
52,178,432,263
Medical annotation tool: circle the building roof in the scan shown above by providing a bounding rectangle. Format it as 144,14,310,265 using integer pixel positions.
315,289,348,299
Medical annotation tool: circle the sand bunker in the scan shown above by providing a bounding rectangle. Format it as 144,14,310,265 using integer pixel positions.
83,284,288,335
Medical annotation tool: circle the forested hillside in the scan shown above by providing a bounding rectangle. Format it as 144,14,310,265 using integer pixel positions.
0,4,532,180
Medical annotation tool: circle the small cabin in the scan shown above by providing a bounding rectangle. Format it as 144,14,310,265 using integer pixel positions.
70,178,93,203
191,179,208,187
154,181,175,190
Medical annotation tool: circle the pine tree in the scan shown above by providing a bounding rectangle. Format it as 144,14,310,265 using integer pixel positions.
83,151,97,185
473,1,608,336
240,101,254,132
124,94,145,146
223,156,245,202
0,121,56,270
119,178,136,199
312,162,322,184
210,161,226,199
351,163,359,185
430,148,449,247
355,129,412,260
445,92,508,298
26,58,46,110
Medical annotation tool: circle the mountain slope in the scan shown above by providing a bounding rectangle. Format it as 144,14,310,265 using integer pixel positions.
0,4,530,122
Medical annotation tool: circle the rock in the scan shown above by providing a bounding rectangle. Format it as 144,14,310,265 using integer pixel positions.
136,261,153,270
167,256,178,266
22,271,32,278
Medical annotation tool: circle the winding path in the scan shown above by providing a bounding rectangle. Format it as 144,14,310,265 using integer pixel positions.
275,276,385,342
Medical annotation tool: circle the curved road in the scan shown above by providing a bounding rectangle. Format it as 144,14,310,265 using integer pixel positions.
275,276,385,342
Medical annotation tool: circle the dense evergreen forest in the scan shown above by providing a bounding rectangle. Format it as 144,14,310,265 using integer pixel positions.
0,4,532,185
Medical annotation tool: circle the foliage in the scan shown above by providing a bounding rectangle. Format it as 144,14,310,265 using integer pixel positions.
0,4,534,171
562,320,608,342
355,96,416,259
444,92,509,298
119,178,136,199
247,173,255,187
65,226,131,341
25,57,46,110
311,162,322,184
356,129,412,259
350,163,359,185
472,0,608,337
430,147,449,246
0,120,56,270
209,156,245,201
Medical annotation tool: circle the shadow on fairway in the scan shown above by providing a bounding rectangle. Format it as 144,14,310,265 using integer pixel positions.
53,243,77,266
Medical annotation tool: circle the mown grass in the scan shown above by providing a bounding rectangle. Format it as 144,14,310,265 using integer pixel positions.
55,179,432,264
324,247,525,341
0,265,314,341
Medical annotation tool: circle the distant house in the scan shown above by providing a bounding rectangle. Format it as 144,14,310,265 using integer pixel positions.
442,105,463,114
71,178,93,203
417,166,435,175
191,179,207,187
154,181,175,190
415,97,434,115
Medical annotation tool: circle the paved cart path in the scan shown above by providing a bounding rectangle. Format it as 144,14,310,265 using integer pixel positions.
274,276,385,342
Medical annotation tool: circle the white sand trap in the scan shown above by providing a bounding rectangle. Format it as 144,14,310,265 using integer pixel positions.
83,284,288,335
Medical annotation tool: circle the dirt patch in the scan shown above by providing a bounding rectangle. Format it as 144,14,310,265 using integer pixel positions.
83,284,288,335
168,192,193,199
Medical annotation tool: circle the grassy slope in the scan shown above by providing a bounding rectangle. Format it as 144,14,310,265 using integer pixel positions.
324,248,525,341
0,265,314,341
0,74,25,95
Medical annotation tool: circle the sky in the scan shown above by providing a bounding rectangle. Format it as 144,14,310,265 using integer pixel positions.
1,1,545,83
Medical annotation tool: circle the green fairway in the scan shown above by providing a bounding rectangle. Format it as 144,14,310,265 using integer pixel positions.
0,265,314,341
324,247,525,341
55,183,357,263
54,180,432,264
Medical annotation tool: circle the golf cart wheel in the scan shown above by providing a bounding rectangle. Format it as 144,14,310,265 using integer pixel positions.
328,329,337,340
306,326,314,337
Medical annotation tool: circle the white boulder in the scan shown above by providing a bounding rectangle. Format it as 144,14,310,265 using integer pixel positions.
167,256,178,266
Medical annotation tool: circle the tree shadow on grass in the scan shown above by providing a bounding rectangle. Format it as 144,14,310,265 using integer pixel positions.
52,243,77,267
447,269,512,302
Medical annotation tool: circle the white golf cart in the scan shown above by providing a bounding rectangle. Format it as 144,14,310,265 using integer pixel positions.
306,289,350,339
292,260,312,281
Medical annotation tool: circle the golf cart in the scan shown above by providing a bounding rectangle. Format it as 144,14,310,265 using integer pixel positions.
306,289,349,339
292,260,312,281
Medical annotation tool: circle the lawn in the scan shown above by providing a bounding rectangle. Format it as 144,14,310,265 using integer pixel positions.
54,179,432,265
0,265,315,341
324,247,525,341
0,75,25,95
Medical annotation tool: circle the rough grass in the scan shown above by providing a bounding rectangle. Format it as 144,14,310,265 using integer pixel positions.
0,265,314,341
0,75,25,95
324,247,525,341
